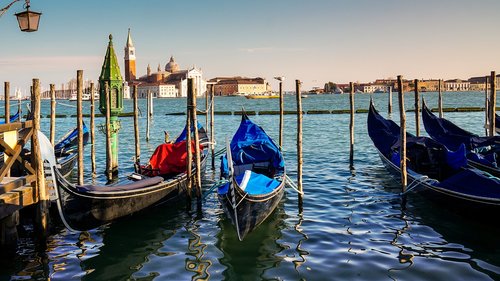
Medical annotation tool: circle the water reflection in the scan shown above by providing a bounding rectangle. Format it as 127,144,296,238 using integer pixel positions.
184,209,212,281
378,177,500,279
68,202,188,281
216,202,286,280
291,211,309,271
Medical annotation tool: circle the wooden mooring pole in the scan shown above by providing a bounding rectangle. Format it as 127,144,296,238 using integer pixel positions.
90,82,96,177
186,83,193,202
32,78,49,240
397,75,407,193
105,82,113,182
4,82,11,178
77,70,84,185
279,79,284,148
146,90,151,142
388,85,392,114
485,76,489,136
414,79,420,136
4,82,9,124
210,84,215,170
349,82,355,169
50,84,56,145
189,78,202,200
489,71,497,137
133,85,141,167
296,79,303,200
438,79,443,118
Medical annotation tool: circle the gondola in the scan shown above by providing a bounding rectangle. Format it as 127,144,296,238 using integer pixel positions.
421,100,500,177
367,100,500,213
43,124,209,231
0,109,20,124
496,113,500,134
218,113,285,241
54,123,90,177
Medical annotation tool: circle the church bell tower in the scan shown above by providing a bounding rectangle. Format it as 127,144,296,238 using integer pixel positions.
124,28,136,83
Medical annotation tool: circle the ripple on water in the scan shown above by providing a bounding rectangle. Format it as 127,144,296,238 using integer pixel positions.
2,94,500,280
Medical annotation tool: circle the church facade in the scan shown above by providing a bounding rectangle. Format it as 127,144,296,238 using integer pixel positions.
124,29,206,98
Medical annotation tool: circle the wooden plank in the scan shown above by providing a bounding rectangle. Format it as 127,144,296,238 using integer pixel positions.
0,121,32,132
0,175,35,194
0,185,37,220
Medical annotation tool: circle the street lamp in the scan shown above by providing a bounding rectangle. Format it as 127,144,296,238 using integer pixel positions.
1,0,41,32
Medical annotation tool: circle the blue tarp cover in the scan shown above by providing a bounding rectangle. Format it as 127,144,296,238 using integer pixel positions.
54,122,89,151
220,115,284,179
218,170,281,195
422,102,499,169
175,122,204,143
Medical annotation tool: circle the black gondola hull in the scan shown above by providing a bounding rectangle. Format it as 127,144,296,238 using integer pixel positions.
218,178,285,240
51,150,208,231
378,151,500,215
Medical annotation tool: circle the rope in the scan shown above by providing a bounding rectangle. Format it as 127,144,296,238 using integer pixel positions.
57,102,77,108
214,147,226,157
399,175,437,196
285,174,304,195
202,179,229,201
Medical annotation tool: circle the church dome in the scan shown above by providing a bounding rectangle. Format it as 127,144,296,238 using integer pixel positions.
165,56,180,73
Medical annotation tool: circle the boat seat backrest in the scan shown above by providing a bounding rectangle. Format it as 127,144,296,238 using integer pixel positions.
233,161,272,177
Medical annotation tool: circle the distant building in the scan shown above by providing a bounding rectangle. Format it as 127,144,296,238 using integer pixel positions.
416,80,442,92
362,84,390,93
124,30,206,98
468,75,500,91
124,28,136,83
209,77,270,96
445,79,470,91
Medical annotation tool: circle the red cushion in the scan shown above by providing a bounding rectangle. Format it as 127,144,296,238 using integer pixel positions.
144,140,198,176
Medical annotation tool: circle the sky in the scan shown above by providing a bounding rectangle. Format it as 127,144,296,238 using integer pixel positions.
1,0,500,95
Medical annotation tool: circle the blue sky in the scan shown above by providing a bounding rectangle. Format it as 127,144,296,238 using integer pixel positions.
1,0,500,94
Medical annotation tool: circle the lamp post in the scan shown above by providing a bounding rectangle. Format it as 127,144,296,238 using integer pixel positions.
1,0,41,32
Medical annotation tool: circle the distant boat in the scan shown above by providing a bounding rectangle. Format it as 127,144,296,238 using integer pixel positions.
245,93,279,99
69,92,93,101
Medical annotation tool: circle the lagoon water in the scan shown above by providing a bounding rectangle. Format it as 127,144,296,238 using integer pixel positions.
1,92,499,280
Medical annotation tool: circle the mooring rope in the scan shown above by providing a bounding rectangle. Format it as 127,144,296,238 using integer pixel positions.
285,174,304,195
202,179,229,201
399,175,437,196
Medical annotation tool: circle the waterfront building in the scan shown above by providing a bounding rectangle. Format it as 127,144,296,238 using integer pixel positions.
209,77,270,96
416,79,441,92
362,84,390,93
468,75,500,90
445,79,470,91
124,28,136,84
124,30,206,98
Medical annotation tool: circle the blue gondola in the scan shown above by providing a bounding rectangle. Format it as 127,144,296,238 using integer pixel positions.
53,123,90,177
421,100,500,177
218,113,285,241
0,109,20,124
367,100,500,212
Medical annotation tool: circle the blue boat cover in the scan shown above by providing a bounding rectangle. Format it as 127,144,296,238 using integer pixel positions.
220,115,284,179
54,123,90,151
368,101,500,200
218,170,281,195
174,122,204,143
421,102,499,168
422,102,499,150
0,110,20,124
